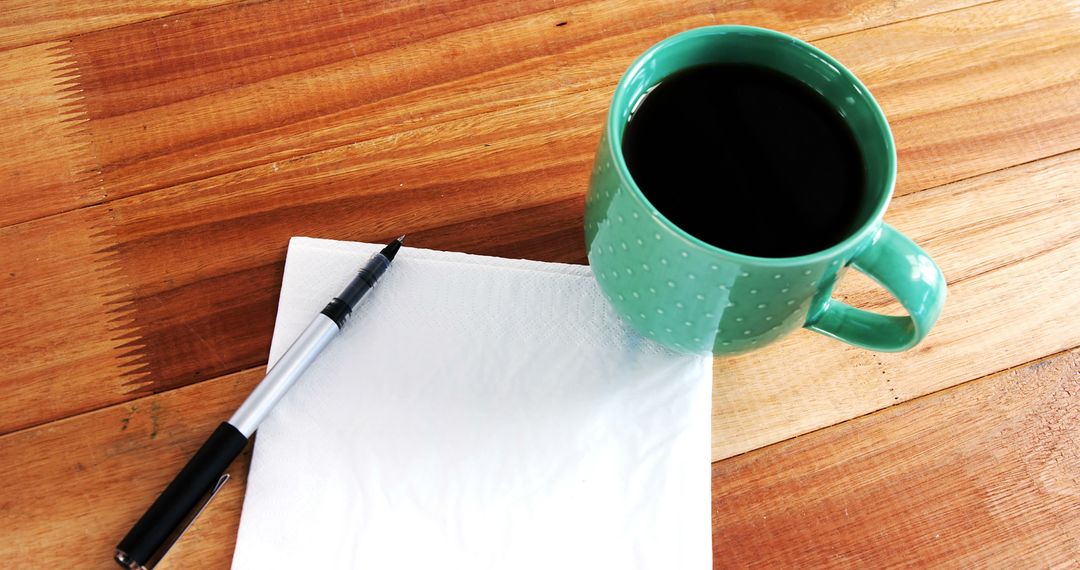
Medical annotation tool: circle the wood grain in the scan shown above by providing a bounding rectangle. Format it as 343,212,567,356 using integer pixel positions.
2,0,1075,436
712,150,1080,461
11,0,988,217
815,0,1080,196
0,367,260,568
712,348,1080,567
0,0,240,52
0,207,152,434
0,42,103,226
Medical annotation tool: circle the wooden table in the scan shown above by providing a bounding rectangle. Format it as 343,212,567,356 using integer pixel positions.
1,0,1077,567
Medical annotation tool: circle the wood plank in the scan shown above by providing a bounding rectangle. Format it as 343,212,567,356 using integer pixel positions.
0,0,989,224
0,0,240,52
712,348,1080,567
0,367,261,569
0,42,103,226
712,151,1080,461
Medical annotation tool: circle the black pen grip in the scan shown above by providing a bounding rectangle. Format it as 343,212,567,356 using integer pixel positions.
116,422,248,567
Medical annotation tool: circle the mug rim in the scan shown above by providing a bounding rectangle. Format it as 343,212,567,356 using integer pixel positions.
606,25,898,267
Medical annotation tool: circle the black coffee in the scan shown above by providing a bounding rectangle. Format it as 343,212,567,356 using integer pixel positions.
622,63,866,258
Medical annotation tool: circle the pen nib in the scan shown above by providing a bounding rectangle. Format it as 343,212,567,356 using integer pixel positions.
380,235,405,261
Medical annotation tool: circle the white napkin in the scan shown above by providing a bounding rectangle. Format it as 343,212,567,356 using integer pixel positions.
231,237,713,569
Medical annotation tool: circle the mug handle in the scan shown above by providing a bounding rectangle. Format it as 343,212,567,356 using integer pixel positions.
806,224,946,352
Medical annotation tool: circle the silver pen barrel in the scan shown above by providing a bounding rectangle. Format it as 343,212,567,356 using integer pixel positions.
228,314,339,437
228,241,401,437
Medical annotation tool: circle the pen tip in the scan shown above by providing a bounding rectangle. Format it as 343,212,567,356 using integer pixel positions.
380,235,405,261
397,234,406,243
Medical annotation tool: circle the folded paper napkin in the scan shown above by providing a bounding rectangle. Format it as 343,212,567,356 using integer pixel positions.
231,237,713,569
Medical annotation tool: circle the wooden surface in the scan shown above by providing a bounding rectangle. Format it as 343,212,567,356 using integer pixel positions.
0,0,1077,567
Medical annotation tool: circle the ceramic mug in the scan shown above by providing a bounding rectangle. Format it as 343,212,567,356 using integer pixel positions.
584,26,946,355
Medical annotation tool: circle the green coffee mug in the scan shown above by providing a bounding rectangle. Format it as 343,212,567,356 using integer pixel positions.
585,26,946,355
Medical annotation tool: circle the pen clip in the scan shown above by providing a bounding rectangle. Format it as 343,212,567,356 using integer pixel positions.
140,473,230,570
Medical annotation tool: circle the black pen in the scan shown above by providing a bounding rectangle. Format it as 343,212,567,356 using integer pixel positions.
114,235,406,570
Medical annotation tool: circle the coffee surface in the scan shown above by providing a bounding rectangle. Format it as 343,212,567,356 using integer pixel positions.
621,63,867,258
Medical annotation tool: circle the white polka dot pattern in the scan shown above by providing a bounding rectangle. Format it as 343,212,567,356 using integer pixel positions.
583,135,849,354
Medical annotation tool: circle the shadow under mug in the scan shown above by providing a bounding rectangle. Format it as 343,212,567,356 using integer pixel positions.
585,26,946,355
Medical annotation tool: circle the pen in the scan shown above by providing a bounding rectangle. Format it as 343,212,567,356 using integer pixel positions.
114,235,406,570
